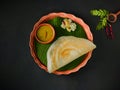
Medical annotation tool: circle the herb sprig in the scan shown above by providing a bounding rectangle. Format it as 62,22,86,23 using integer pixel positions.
90,9,109,30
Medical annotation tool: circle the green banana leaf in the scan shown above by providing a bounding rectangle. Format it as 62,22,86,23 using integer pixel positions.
34,17,87,71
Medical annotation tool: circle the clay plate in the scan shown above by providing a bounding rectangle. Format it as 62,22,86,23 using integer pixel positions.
29,12,93,75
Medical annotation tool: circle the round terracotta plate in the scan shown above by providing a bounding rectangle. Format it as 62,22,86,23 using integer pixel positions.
29,12,93,75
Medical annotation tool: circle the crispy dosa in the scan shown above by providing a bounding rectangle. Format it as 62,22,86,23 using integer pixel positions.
47,36,96,73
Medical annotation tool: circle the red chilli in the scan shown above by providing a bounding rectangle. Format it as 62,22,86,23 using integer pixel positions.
105,24,114,39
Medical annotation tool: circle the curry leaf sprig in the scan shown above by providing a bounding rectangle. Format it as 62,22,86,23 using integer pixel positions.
90,9,109,30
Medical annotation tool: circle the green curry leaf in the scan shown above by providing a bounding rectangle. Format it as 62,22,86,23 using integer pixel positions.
90,9,109,30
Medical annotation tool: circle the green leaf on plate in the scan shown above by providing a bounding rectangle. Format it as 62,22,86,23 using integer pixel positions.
34,17,87,71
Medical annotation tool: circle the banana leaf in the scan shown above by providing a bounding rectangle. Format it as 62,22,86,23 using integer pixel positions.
34,17,87,71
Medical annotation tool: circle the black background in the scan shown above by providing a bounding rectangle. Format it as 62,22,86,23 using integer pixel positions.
0,0,120,90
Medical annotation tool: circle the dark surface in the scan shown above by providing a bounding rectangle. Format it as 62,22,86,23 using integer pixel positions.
0,0,120,90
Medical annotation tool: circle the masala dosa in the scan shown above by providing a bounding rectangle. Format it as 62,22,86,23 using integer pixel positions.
47,36,96,73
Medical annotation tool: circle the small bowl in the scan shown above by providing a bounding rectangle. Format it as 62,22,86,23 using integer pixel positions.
29,12,93,75
35,23,55,44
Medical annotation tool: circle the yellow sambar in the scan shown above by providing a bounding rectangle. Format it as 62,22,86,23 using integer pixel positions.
35,23,55,44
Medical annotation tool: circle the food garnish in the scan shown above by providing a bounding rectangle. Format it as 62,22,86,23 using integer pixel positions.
61,18,76,32
90,9,109,30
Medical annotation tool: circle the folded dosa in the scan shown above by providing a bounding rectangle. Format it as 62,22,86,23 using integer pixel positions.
47,36,96,73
